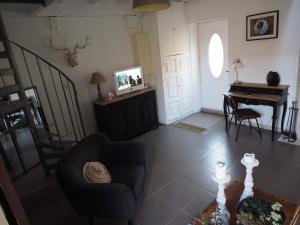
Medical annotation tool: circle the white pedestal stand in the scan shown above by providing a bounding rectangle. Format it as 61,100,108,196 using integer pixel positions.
240,158,259,202
212,174,231,225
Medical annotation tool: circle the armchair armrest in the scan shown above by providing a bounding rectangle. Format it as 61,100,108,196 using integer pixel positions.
111,141,146,167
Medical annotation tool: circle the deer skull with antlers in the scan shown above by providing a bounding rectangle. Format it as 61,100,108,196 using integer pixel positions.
45,36,92,67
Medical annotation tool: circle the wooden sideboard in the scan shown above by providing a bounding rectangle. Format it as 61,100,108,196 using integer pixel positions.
93,88,159,141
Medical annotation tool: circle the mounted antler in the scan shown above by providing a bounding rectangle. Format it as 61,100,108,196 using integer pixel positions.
44,36,92,67
45,36,69,51
74,36,92,51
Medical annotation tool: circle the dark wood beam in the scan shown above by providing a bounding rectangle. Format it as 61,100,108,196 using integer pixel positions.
0,0,50,6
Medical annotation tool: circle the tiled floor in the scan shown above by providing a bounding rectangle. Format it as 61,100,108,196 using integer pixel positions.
15,118,300,225
133,121,300,225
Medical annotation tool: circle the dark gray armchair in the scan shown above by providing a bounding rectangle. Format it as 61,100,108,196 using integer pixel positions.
56,133,146,225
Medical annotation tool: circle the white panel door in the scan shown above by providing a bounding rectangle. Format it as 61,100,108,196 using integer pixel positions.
163,56,181,121
163,54,192,122
198,19,229,111
177,54,192,116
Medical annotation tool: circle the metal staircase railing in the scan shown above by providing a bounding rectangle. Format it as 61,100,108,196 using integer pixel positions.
0,16,86,176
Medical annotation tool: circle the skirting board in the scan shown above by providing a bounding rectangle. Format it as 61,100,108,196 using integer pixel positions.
201,108,224,116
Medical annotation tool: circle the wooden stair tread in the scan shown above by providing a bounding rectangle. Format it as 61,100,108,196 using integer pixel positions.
0,100,26,116
0,68,14,76
38,139,76,151
0,51,8,58
0,84,20,97
36,128,58,139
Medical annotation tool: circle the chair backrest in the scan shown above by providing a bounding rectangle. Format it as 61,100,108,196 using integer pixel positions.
224,94,237,115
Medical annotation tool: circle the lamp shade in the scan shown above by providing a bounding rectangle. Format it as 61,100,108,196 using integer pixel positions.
90,72,105,84
132,0,171,13
232,58,245,69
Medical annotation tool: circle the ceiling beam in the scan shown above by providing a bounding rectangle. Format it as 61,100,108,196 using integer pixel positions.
0,0,54,6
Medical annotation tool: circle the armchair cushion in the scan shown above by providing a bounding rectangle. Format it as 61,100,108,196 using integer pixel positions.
108,165,144,198
83,161,111,183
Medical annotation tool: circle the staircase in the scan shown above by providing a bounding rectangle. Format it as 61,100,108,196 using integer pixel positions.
0,15,86,176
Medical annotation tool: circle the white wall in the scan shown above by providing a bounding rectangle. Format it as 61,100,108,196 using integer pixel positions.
3,15,138,134
186,0,300,130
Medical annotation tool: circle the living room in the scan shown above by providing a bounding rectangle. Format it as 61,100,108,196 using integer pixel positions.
0,0,300,225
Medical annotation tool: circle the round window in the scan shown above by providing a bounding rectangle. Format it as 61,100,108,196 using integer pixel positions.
208,33,224,78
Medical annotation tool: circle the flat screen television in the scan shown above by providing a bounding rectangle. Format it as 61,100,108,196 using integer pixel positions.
113,66,144,96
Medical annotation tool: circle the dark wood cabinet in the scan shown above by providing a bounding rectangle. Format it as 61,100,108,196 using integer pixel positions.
93,88,159,141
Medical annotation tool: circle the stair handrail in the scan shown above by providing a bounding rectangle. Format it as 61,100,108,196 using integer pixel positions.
6,38,86,138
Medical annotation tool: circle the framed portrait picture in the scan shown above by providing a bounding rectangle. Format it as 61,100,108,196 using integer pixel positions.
246,10,279,41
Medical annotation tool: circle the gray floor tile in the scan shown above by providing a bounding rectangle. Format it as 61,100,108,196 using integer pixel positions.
135,194,180,225
179,164,214,189
166,211,193,225
144,166,176,192
157,155,195,175
174,145,211,162
157,178,204,209
184,190,215,217
198,151,239,170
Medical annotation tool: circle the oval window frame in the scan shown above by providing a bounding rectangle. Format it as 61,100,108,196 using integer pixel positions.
208,33,224,78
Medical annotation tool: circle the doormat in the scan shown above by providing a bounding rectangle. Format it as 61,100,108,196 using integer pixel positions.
173,122,206,133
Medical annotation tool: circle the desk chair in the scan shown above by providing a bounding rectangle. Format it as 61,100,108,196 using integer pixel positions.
224,95,262,141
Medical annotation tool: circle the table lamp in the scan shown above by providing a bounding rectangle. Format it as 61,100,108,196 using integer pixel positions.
232,58,245,84
90,72,105,101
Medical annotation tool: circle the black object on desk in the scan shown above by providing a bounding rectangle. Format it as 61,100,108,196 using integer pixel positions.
224,82,289,141
93,88,159,141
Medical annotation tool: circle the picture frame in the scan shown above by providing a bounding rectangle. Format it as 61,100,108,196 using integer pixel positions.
246,10,279,41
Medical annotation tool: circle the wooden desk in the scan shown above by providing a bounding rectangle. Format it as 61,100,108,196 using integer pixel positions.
224,82,289,141
193,181,300,225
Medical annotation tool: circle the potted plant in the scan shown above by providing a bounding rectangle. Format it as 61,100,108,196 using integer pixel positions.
236,197,285,225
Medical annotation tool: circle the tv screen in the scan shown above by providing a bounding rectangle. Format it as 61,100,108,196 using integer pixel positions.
114,66,144,95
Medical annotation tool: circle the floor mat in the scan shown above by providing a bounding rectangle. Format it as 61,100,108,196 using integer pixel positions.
173,122,206,133
177,112,223,130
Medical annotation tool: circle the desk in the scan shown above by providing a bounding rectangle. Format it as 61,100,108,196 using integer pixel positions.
193,181,300,225
223,82,289,141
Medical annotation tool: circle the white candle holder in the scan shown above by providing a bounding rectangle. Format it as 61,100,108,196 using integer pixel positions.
212,174,231,225
240,157,259,202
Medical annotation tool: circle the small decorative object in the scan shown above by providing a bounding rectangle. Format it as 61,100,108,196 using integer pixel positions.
232,58,245,84
246,10,279,41
266,71,280,86
104,92,115,102
212,161,231,225
237,197,285,225
283,101,298,142
240,153,259,202
90,72,106,101
45,36,92,67
132,0,171,13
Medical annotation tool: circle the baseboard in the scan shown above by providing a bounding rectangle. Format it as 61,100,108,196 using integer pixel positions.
201,108,224,116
